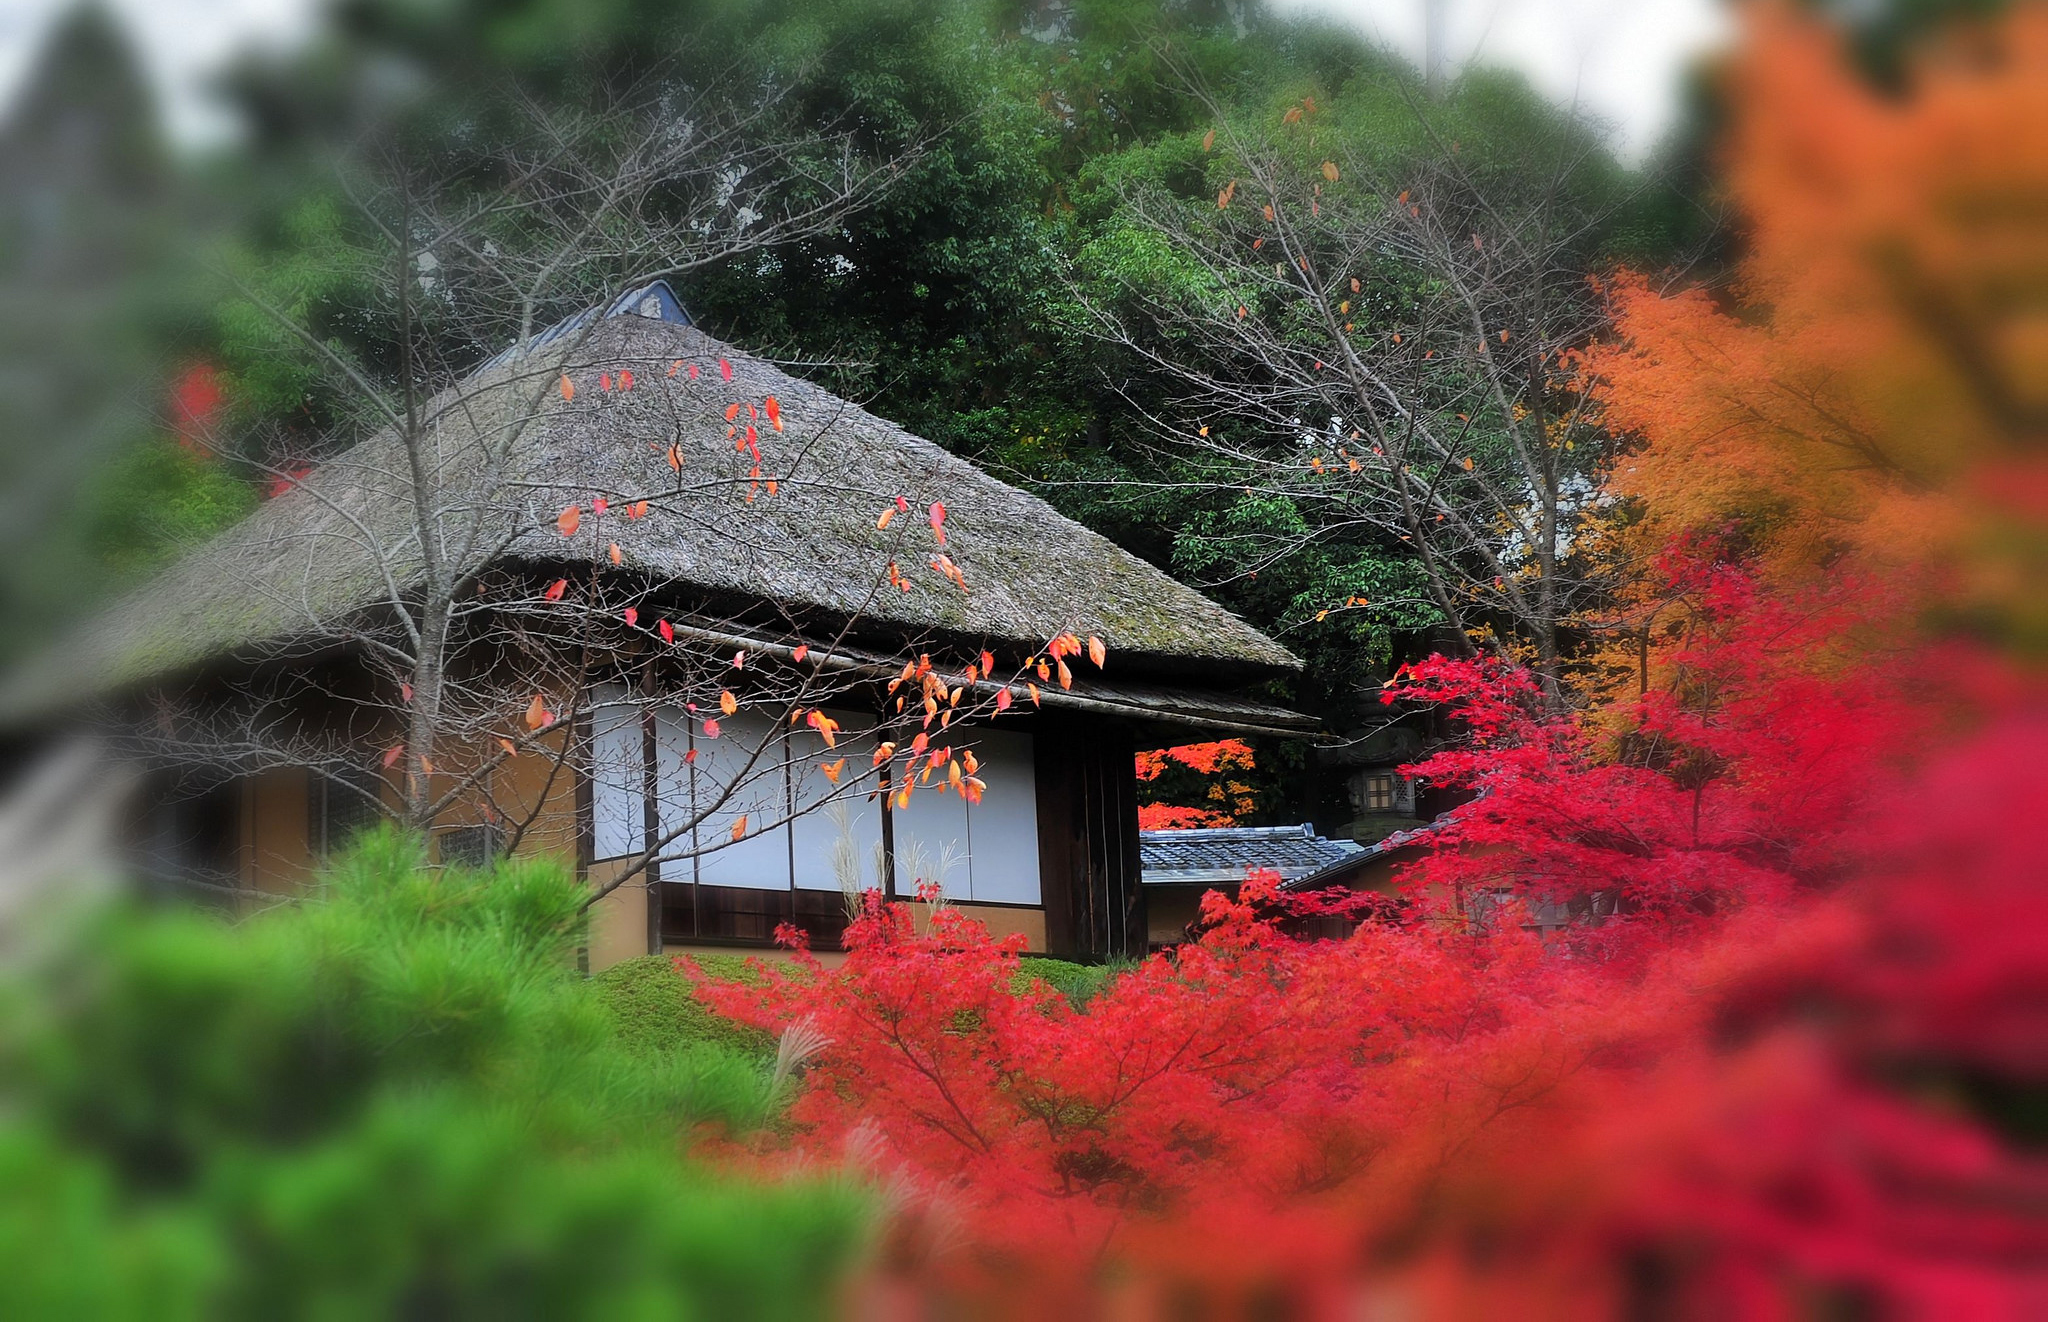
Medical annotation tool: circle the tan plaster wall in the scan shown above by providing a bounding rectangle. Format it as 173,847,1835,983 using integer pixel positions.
585,856,651,972
1147,887,1208,947
243,767,314,896
906,900,1046,952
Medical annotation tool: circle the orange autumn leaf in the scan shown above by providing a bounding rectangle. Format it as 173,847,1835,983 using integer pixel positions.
497,737,517,758
543,579,566,601
765,396,782,431
730,815,747,842
559,374,575,401
1087,635,1106,669
821,758,845,784
719,690,737,716
1202,127,1215,152
667,445,682,472
1321,160,1339,182
524,693,548,730
556,506,580,537
877,506,896,530
608,542,623,566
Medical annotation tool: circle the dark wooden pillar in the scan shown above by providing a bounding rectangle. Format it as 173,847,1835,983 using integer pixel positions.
1033,713,1146,962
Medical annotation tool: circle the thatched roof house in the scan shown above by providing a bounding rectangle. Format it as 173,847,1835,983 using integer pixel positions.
13,285,1312,965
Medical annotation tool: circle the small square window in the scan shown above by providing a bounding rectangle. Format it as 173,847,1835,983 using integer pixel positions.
438,825,499,869
309,768,385,856
1362,773,1395,811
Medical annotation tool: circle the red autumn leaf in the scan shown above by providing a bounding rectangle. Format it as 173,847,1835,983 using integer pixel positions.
382,744,403,769
623,607,638,627
702,718,721,739
400,682,413,703
726,402,742,422
719,358,733,382
600,372,612,392
593,496,609,516
543,579,567,601
658,619,674,644
792,644,810,663
687,362,699,379
995,688,1013,712
765,396,782,431
619,368,634,391
729,814,747,842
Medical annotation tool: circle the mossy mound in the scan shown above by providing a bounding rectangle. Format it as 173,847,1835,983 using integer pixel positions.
593,954,777,1060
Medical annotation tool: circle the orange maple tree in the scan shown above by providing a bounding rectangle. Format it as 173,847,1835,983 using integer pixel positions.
1590,3,2048,639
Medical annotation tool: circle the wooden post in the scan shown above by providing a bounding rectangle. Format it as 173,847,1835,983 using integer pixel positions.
1033,713,1145,962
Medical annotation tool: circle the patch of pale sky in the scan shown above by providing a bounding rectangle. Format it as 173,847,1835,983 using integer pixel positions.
1271,0,1732,160
0,0,1728,159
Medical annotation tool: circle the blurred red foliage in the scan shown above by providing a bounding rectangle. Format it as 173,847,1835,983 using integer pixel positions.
168,362,223,452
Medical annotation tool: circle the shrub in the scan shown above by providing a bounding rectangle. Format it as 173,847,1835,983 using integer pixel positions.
1011,956,1122,1008
0,827,868,1319
593,954,776,1060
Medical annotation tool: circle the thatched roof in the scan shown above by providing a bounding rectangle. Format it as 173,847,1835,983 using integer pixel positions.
7,311,1297,715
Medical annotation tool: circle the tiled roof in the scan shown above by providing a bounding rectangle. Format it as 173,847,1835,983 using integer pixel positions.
1140,823,1364,885
1279,815,1453,890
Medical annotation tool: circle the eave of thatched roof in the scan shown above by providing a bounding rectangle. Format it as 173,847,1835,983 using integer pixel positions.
2,314,1299,718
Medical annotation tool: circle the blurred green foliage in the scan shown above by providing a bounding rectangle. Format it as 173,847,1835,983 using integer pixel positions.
0,828,867,1319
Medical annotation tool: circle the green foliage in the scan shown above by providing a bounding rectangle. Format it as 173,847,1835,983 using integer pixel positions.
0,828,867,1318
83,438,258,579
1012,956,1125,1008
594,953,777,1060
